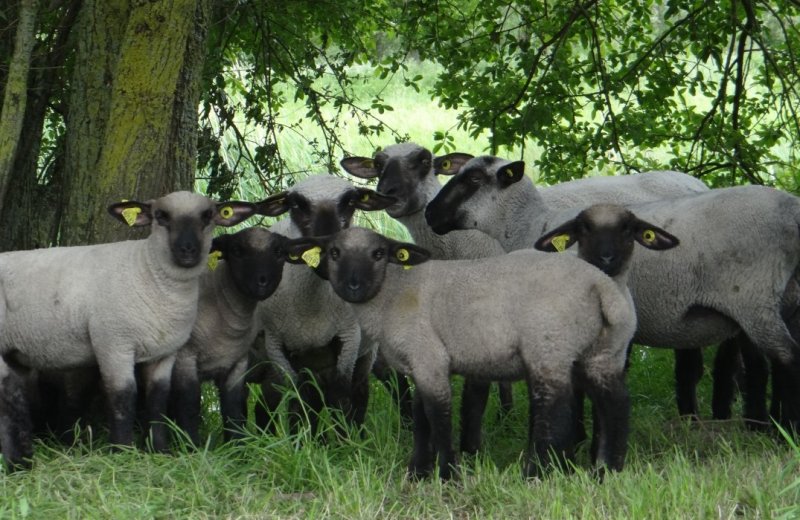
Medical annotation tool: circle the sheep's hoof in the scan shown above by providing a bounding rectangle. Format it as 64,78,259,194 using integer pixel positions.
407,462,433,481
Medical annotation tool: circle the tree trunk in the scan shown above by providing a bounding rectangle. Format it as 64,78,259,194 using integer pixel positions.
60,0,208,245
0,0,38,215
59,0,131,246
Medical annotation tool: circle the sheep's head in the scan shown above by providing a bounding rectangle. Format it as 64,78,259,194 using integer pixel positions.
341,143,470,218
255,175,395,237
210,227,290,300
425,155,524,237
534,204,679,277
108,192,257,269
286,227,430,303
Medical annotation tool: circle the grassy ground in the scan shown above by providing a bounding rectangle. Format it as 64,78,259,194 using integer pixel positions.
1,346,798,518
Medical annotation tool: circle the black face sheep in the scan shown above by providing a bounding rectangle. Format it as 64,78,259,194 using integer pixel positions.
0,191,256,470
287,227,640,480
425,156,800,430
249,174,396,434
341,142,709,451
170,227,291,445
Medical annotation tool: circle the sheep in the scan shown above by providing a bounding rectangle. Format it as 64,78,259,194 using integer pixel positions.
340,143,511,453
170,227,292,445
248,175,396,434
340,142,709,452
286,226,644,480
0,191,257,470
425,155,800,430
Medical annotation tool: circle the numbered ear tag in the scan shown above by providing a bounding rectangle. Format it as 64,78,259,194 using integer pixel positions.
121,207,141,227
642,229,657,244
219,206,235,219
301,247,322,268
207,250,223,271
550,234,570,253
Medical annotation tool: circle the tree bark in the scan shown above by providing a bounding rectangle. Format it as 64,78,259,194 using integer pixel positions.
0,0,38,215
59,0,131,246
60,0,208,245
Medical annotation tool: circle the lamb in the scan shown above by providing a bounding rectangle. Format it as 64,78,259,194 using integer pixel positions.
249,175,396,434
286,226,643,479
425,155,800,429
170,227,292,445
0,192,257,470
340,143,512,452
340,142,709,452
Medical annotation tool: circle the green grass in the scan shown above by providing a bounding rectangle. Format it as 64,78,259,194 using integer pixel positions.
2,346,799,518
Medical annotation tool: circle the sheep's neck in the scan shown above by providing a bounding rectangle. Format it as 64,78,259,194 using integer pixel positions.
503,178,550,252
211,263,259,331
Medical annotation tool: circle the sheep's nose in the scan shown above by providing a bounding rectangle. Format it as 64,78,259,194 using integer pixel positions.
347,279,361,291
257,275,269,287
601,255,614,265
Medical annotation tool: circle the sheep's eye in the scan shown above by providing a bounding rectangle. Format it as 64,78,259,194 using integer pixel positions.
373,159,384,171
155,210,170,226
420,157,431,168
329,247,340,260
200,209,213,225
273,245,284,257
229,245,243,257
373,248,385,261
468,173,482,185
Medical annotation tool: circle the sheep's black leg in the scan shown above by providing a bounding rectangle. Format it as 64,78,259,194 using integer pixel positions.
585,373,630,476
0,362,33,471
739,340,770,429
219,358,249,442
408,390,434,479
497,382,514,416
459,378,490,454
524,379,575,479
171,355,201,446
674,348,703,418
347,354,373,428
711,336,743,420
141,355,176,452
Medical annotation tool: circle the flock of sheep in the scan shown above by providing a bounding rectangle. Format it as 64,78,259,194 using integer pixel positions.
1,142,799,481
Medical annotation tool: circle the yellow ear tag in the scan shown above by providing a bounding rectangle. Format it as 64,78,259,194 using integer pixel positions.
121,207,141,227
642,229,657,244
288,253,300,261
207,250,223,271
505,168,515,177
362,159,374,169
219,206,235,219
396,248,413,270
360,193,370,203
551,234,570,253
441,159,452,170
301,247,321,268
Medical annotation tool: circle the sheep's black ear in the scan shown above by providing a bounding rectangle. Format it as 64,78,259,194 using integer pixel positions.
534,220,579,253
496,161,526,188
632,219,679,250
387,241,431,267
433,153,474,176
108,200,153,227
210,233,233,259
341,156,380,179
352,188,397,211
285,237,327,266
215,201,257,227
255,192,291,217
